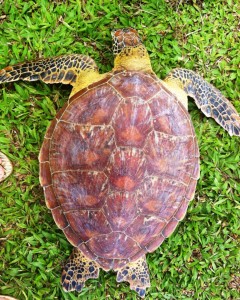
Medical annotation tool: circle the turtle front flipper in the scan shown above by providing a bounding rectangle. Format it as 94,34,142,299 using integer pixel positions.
61,248,100,292
0,54,101,96
0,152,13,182
164,68,240,136
116,256,150,298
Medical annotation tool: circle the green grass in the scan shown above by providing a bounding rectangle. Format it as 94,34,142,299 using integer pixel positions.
0,0,239,299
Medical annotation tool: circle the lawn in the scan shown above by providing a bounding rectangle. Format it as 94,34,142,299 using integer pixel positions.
0,0,239,299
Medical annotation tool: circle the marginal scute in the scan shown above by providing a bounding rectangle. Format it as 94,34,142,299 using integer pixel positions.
63,226,83,247
185,177,198,201
162,218,179,237
112,258,130,270
51,206,69,229
69,86,88,103
55,103,68,119
88,74,112,89
93,256,116,271
145,235,165,253
174,199,189,221
191,155,200,179
39,137,50,162
44,185,58,209
45,118,57,138
129,248,147,263
77,243,98,262
39,161,52,186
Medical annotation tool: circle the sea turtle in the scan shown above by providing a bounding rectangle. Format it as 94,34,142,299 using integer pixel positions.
0,152,12,183
0,28,239,297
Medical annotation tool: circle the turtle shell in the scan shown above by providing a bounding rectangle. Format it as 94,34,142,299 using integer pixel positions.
39,70,200,270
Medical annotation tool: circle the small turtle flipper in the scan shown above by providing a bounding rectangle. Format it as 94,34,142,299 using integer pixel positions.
61,248,100,292
116,256,150,298
0,54,98,86
164,68,240,136
0,152,13,182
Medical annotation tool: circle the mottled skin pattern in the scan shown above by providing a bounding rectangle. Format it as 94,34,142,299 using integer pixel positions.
165,69,240,136
0,28,239,297
0,54,97,84
62,248,99,292
116,256,150,297
112,28,142,55
0,152,13,183
0,54,100,98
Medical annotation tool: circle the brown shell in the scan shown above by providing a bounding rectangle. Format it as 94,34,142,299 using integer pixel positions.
39,70,200,270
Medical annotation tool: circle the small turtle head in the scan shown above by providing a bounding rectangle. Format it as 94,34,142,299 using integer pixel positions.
111,28,152,72
111,28,142,55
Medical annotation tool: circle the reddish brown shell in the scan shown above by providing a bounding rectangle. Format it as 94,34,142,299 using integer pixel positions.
39,70,200,270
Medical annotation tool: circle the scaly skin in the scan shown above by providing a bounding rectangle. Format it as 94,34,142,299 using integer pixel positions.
62,248,150,298
0,54,98,84
117,256,150,298
0,54,101,96
61,248,100,293
164,68,240,136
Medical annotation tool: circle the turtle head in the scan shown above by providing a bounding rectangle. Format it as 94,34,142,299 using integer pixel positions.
111,28,142,55
111,28,152,72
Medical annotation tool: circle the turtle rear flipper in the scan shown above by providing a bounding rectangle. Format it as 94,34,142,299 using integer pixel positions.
164,68,240,136
116,256,150,298
61,248,100,292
